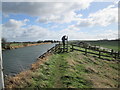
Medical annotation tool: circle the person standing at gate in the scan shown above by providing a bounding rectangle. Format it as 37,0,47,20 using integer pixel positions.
61,35,68,52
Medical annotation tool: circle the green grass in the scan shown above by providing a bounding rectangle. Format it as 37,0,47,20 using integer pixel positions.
85,41,119,51
5,49,119,88
72,45,119,61
29,53,92,88
69,40,119,51
6,52,93,88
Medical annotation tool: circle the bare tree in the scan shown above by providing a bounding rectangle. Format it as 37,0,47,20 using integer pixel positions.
2,38,6,43
2,38,11,49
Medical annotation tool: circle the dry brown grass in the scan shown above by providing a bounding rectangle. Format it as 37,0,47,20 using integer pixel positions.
10,42,51,49
81,55,119,88
67,51,119,88
67,58,78,66
5,70,33,88
31,53,51,70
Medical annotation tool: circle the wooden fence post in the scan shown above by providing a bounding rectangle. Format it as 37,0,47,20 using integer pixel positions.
114,52,117,59
56,44,59,53
59,41,60,45
72,45,73,52
111,49,113,55
54,44,57,53
118,51,120,58
99,50,101,58
58,43,61,52
85,47,87,55
67,39,68,52
111,49,113,58
94,45,96,50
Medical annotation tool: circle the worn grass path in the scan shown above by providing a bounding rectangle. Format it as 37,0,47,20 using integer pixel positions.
52,54,66,88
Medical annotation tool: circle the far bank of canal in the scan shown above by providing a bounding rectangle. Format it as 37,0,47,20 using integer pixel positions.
2,43,56,76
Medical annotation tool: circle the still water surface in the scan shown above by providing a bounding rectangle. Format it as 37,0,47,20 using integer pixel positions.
2,43,55,75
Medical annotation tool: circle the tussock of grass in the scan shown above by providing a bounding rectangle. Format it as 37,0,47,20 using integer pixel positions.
5,51,119,88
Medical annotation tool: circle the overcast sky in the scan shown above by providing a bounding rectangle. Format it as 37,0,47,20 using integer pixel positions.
1,1,118,42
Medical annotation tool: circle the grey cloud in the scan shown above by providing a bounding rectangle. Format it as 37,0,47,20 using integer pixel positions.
2,21,118,41
2,2,92,23
3,19,28,28
2,2,73,16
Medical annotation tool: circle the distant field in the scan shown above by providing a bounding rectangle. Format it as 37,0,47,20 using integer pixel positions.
85,40,119,51
10,43,24,46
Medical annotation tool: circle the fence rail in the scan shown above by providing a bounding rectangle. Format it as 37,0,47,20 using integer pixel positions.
52,43,120,60
71,44,120,60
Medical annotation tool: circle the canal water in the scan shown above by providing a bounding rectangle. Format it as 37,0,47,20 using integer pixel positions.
2,43,56,76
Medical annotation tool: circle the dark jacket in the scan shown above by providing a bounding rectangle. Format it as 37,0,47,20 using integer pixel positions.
62,36,67,41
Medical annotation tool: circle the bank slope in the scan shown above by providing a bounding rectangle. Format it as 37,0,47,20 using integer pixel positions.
5,51,119,88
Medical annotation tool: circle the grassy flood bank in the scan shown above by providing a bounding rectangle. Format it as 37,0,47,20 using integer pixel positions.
5,50,119,88
2,42,51,50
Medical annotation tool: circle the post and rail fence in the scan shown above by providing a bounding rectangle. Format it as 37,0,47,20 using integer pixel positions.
52,43,120,61
70,44,120,60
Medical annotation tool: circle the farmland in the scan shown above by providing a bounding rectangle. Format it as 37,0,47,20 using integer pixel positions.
85,40,119,51
69,40,119,51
